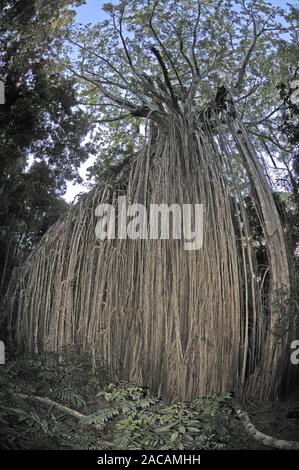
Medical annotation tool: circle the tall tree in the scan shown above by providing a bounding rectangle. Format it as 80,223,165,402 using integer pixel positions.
67,0,298,179
6,0,297,402
0,0,93,292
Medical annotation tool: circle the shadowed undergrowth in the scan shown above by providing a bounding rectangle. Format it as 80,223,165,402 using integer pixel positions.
1,350,298,450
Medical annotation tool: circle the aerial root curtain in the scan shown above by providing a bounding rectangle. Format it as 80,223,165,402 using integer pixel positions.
4,111,292,402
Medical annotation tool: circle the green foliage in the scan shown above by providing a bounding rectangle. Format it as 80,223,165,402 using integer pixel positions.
67,0,298,182
0,355,236,450
0,368,55,449
0,349,108,449
80,383,159,433
278,69,299,260
87,384,232,450
194,393,232,417
112,393,232,450
0,0,93,297
97,383,158,409
82,408,120,430
27,347,107,406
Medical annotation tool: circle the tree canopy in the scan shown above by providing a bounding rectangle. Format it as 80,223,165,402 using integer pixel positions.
66,0,298,180
1,0,298,405
0,0,93,292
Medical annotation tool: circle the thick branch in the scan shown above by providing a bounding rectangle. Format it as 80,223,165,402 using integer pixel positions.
249,130,290,151
248,104,285,126
67,66,139,111
151,47,179,112
235,84,260,103
191,0,201,76
16,393,85,420
67,36,130,86
234,9,274,91
95,113,133,123
112,6,139,78
148,0,184,93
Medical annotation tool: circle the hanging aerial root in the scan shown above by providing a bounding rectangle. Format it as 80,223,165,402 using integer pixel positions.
3,112,292,403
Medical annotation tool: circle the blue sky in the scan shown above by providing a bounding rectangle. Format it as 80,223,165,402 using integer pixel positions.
64,0,118,203
75,0,291,25
75,0,117,24
64,0,292,203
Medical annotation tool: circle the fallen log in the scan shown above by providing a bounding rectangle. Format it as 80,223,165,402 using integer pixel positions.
16,393,85,420
16,393,299,449
232,401,299,450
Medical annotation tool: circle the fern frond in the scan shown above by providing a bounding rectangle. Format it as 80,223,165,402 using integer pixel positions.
81,407,120,430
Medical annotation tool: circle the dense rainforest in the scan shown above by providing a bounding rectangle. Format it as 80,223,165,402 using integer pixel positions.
0,0,299,453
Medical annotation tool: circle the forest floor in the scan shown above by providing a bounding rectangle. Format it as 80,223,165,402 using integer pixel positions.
227,392,299,449
240,390,299,447
0,350,298,450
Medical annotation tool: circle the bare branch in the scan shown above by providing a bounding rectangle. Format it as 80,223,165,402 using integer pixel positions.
81,70,130,91
191,0,201,76
112,5,140,79
178,35,195,76
184,76,200,113
249,130,290,151
67,36,130,86
234,7,275,91
148,0,185,93
151,47,179,112
66,66,139,111
235,83,260,102
95,113,133,123
16,393,85,420
234,35,258,91
248,104,285,126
